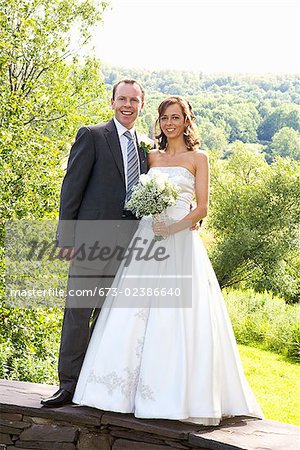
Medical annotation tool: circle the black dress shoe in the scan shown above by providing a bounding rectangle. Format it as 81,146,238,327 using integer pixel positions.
41,388,74,408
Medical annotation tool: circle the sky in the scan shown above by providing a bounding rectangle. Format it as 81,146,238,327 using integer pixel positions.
90,0,300,74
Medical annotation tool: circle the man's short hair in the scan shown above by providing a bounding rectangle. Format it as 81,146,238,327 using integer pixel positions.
112,79,145,101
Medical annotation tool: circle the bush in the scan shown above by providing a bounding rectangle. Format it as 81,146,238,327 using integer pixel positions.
208,148,300,302
0,307,62,383
224,288,300,361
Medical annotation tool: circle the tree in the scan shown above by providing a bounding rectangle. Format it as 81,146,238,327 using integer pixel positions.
258,104,300,141
213,103,260,143
208,144,300,302
271,127,300,160
0,0,110,382
0,0,110,221
198,119,228,153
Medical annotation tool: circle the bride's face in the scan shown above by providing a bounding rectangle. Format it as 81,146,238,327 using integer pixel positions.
159,103,186,139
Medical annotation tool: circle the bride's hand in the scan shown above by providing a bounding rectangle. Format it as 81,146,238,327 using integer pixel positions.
152,220,170,239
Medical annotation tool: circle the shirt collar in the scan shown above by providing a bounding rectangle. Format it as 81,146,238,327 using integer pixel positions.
113,117,135,138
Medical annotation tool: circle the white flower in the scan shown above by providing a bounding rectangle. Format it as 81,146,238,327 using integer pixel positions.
126,172,181,219
139,174,149,186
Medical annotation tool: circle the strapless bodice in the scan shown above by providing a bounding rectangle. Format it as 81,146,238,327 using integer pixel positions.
147,166,195,220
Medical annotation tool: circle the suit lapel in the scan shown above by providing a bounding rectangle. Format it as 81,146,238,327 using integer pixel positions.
104,119,125,185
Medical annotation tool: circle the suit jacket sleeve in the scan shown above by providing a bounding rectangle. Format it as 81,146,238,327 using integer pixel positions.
56,126,96,247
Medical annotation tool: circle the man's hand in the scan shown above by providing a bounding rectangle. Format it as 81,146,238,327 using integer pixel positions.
190,223,199,231
59,247,75,263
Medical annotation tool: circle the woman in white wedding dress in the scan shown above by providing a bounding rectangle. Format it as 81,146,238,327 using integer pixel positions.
73,96,263,425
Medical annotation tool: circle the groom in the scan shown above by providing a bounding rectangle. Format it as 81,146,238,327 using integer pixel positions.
42,79,148,407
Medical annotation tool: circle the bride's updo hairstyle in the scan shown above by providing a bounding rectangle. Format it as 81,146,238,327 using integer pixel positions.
156,96,200,151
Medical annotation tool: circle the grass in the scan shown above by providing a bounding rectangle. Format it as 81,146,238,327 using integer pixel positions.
224,289,300,361
239,344,300,426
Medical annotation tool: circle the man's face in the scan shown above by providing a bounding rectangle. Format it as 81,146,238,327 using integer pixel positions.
111,82,144,129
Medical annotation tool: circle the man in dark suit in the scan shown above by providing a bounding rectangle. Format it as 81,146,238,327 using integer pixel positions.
42,79,148,407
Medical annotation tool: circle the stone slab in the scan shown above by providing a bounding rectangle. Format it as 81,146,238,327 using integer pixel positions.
112,439,170,450
164,439,190,448
1,380,299,450
0,413,23,421
0,425,24,434
0,418,30,430
77,432,112,450
8,447,37,450
23,416,54,425
102,412,201,439
0,432,13,444
189,417,300,450
0,380,103,426
110,428,167,445
8,447,35,450
15,441,75,450
0,379,56,408
20,424,78,442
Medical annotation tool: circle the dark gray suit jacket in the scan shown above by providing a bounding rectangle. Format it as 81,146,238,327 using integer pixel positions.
56,119,149,247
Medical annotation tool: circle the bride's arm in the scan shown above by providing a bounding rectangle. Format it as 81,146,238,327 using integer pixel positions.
163,151,209,236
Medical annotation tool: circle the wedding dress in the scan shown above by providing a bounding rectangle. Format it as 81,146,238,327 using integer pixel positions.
73,166,263,425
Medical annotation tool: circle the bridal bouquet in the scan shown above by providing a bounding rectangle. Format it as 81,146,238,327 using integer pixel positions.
126,170,180,220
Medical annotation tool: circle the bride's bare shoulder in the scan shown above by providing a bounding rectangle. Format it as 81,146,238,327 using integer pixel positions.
192,149,209,165
194,148,208,157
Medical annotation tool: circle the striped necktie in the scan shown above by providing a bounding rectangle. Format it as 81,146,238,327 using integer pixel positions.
124,130,139,201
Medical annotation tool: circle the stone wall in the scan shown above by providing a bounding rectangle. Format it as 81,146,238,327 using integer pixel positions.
0,380,299,450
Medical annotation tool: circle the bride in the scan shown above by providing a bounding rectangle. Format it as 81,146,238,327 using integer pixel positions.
73,96,263,425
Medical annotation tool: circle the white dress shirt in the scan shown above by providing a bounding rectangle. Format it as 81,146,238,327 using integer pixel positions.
113,118,141,190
